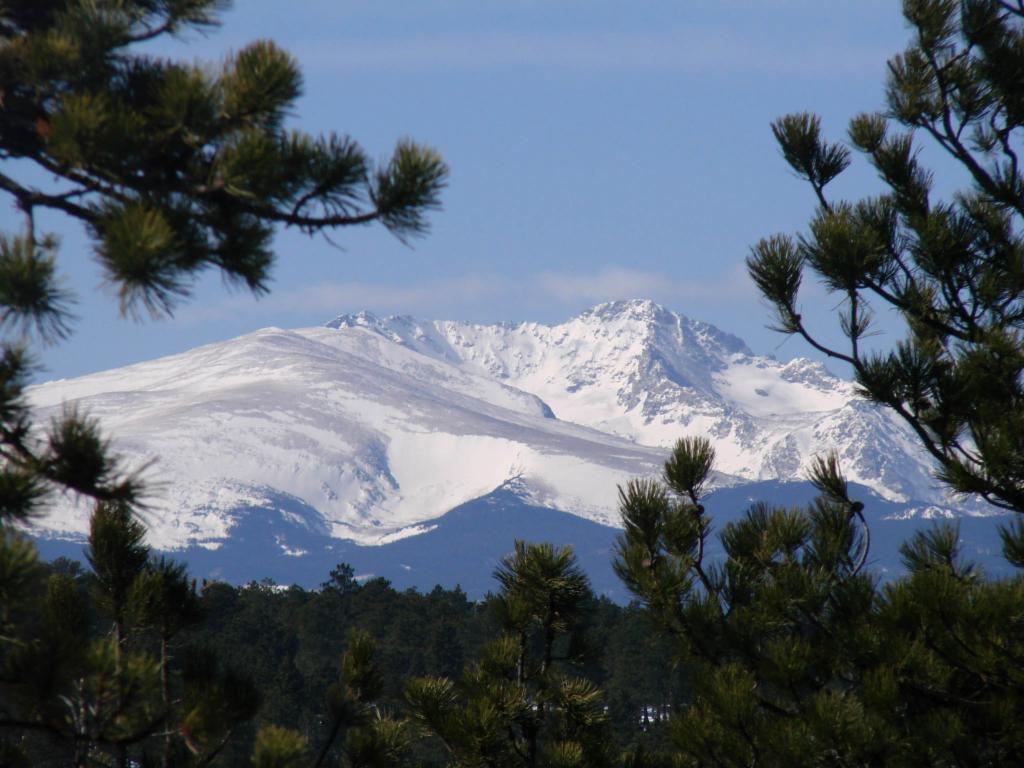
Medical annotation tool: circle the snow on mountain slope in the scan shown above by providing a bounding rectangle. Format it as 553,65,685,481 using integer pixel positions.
326,300,945,503
28,325,679,548
27,299,970,553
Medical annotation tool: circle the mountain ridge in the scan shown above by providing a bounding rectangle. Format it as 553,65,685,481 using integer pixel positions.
26,300,988,566
325,299,942,501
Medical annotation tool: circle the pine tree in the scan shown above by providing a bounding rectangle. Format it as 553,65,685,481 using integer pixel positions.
615,437,1024,766
405,541,616,768
0,1,446,763
746,0,1024,531
85,500,153,768
138,556,204,768
732,2,1024,760
314,629,411,768
1,500,266,766
0,0,446,523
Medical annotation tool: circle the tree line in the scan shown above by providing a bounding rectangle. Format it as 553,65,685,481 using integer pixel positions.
2,520,684,766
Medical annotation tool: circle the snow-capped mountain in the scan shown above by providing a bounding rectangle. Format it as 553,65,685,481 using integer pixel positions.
27,311,674,548
327,300,938,503
27,299,973,572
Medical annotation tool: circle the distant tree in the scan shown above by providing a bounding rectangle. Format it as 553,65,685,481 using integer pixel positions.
599,604,684,747
405,541,616,768
137,556,205,768
322,563,359,595
746,0,1024,541
615,437,1024,766
228,629,408,768
1,502,263,766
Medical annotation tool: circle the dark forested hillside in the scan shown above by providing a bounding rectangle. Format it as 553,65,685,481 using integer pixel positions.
10,555,682,765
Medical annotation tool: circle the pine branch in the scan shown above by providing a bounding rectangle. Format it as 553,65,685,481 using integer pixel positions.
0,172,95,222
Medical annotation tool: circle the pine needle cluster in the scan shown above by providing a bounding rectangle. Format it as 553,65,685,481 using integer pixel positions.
406,541,616,768
747,0,1024,531
0,1,446,764
0,0,448,525
615,439,1024,766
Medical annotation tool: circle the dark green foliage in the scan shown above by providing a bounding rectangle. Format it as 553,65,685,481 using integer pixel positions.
1,503,267,766
186,576,457,766
999,517,1024,567
770,113,851,203
0,0,447,529
625,6,1024,763
406,542,616,768
0,1,447,762
747,0,1024,515
178,646,262,760
0,233,72,342
251,725,308,768
2,553,675,765
615,438,1024,766
87,500,148,624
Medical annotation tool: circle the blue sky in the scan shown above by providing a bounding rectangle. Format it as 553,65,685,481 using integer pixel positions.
7,1,959,381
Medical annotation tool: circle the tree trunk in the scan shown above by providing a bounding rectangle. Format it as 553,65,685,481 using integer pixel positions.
115,616,127,768
161,631,171,768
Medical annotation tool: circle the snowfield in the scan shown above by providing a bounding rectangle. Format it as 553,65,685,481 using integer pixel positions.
27,300,970,550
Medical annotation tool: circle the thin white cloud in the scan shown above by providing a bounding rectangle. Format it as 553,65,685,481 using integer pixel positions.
173,275,509,327
536,264,754,305
270,275,505,314
299,30,889,76
173,265,756,328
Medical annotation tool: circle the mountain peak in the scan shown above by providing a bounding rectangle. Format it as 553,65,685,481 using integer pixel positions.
583,298,673,323
325,310,382,329
322,301,756,387
574,299,751,358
